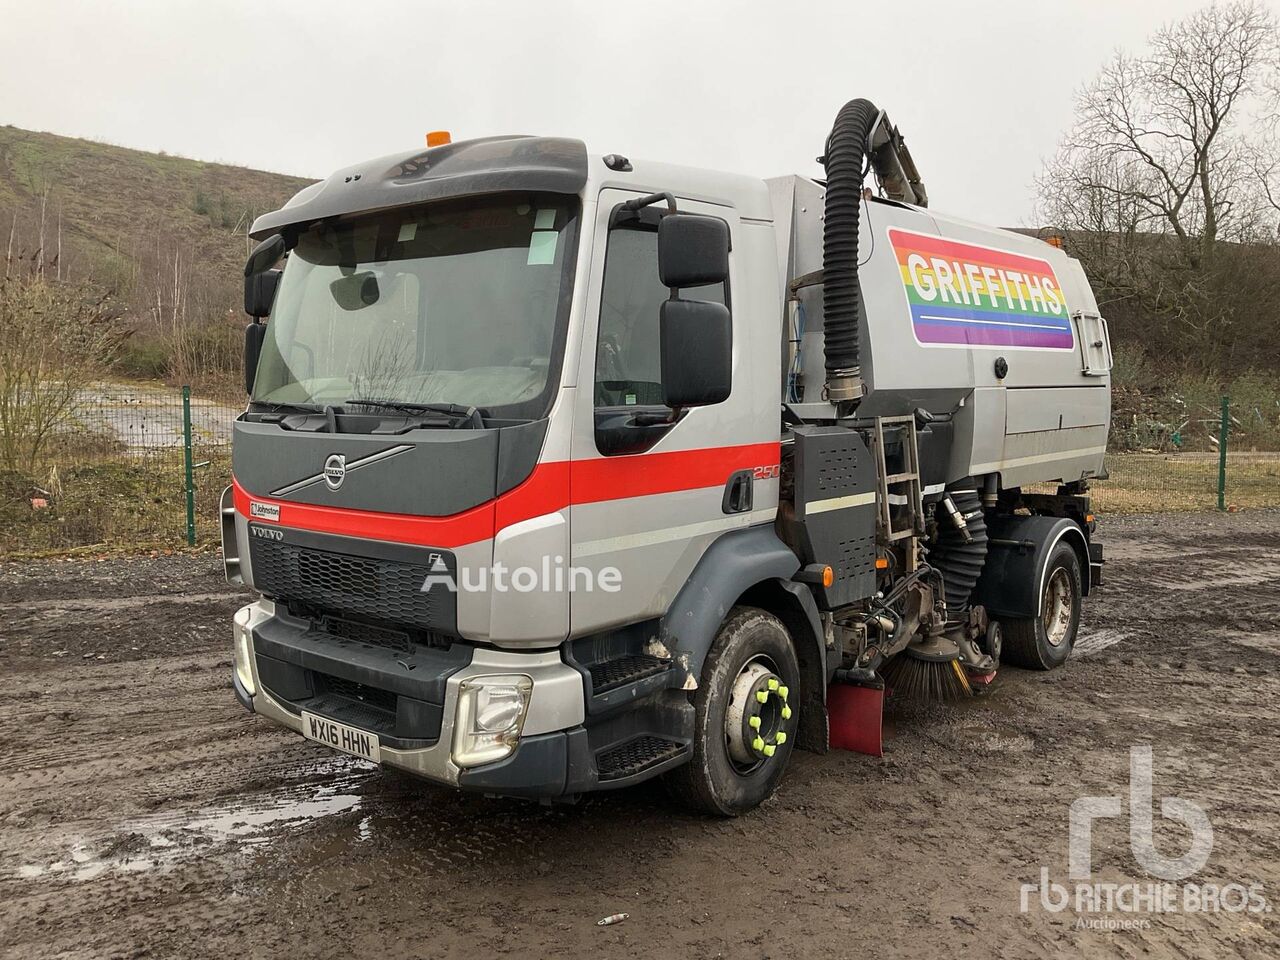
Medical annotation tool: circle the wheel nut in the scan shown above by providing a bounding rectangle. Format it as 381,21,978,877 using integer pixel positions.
767,678,779,691
752,736,765,752
749,715,761,730
775,732,787,745
756,690,769,703
781,705,792,720
777,685,789,700
763,744,776,757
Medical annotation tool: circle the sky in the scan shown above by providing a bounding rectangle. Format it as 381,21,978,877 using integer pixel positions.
3,0,1277,226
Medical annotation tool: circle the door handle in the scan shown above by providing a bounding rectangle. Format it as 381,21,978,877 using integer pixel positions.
722,470,754,514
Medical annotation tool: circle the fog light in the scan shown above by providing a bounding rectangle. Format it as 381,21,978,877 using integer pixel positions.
451,675,532,767
233,609,256,697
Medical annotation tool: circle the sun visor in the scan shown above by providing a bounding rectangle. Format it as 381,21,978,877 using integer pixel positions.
250,136,588,240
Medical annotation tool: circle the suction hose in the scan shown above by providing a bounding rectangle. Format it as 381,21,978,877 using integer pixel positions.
821,98,880,405
929,486,989,620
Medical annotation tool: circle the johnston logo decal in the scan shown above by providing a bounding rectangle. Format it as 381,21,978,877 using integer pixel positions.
249,501,280,522
888,228,1074,350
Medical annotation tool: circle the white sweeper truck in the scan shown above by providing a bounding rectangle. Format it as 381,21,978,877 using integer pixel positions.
224,101,1109,814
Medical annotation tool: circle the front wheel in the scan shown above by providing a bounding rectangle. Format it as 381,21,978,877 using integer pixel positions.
665,607,800,816
1001,541,1082,670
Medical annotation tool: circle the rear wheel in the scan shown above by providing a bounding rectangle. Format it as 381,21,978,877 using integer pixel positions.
1002,541,1082,670
665,607,800,816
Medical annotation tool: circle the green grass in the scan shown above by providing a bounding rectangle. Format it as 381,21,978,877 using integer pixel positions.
0,451,230,556
1081,453,1280,514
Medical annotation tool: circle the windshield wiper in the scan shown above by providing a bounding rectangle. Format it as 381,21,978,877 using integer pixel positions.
344,398,485,429
253,400,326,414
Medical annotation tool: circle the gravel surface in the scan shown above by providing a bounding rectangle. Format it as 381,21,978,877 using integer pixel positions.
1,511,1277,959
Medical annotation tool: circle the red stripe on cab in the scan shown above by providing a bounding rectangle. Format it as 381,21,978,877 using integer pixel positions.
234,440,780,549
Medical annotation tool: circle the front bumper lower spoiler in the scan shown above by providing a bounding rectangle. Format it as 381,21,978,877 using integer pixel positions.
234,600,659,799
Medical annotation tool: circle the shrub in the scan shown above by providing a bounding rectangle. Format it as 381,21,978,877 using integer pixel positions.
0,277,119,471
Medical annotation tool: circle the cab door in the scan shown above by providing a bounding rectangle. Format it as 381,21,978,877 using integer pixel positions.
568,188,778,637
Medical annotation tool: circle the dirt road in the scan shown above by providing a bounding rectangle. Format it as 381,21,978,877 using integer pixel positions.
2,512,1277,959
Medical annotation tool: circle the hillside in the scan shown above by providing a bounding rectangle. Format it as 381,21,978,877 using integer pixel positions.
0,125,311,286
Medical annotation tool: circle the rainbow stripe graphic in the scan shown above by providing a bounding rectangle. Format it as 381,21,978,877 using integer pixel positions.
888,228,1074,350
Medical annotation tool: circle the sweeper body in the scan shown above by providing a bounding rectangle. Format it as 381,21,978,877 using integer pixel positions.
226,103,1109,815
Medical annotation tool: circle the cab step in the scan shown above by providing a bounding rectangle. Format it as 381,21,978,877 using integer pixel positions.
596,735,688,783
581,653,676,717
588,654,670,693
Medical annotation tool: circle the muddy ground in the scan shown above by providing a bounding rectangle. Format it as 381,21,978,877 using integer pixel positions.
1,511,1277,959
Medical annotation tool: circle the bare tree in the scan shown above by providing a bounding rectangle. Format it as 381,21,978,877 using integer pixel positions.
0,277,119,472
1038,1,1280,368
4,216,14,280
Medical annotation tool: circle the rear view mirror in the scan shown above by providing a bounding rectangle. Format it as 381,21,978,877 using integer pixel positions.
244,233,286,319
658,214,729,287
244,321,267,395
660,299,732,407
244,268,281,319
329,271,381,311
245,233,286,277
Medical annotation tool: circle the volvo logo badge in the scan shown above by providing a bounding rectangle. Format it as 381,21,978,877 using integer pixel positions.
323,454,346,490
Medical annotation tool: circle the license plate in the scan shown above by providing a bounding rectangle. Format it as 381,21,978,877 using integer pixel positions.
301,711,381,763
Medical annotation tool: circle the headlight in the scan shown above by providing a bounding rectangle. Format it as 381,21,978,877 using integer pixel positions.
451,675,532,767
233,608,256,696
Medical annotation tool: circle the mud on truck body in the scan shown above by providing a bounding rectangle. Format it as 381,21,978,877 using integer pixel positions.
226,102,1110,815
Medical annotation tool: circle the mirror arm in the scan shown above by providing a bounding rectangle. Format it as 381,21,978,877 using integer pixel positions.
622,192,678,216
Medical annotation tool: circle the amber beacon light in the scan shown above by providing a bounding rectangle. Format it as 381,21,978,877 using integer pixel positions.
426,130,452,147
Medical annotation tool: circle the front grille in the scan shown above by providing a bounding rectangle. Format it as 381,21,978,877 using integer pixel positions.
250,538,443,628
320,674,398,714
305,694,397,735
320,616,413,653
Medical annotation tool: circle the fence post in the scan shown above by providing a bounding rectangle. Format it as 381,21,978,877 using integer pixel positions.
182,385,196,546
1217,395,1229,512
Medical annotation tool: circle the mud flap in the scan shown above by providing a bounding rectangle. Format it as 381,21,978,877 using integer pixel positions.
826,680,883,757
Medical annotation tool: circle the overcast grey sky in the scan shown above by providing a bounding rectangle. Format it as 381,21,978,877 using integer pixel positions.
3,0,1276,225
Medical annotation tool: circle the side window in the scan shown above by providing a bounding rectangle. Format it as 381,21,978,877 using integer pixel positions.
594,225,726,411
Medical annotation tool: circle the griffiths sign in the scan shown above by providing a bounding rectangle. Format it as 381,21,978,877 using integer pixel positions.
889,228,1074,350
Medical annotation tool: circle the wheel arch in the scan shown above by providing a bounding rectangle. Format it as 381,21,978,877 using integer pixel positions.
657,524,800,667
973,514,1089,619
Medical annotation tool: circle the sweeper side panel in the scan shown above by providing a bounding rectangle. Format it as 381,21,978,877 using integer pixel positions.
785,425,877,608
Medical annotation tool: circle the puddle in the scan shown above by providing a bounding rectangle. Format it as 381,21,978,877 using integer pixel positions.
16,756,371,883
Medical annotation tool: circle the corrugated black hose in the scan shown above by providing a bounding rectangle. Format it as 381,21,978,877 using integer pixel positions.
930,487,989,619
821,98,880,397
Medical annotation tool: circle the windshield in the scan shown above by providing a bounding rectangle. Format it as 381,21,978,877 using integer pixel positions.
252,193,580,419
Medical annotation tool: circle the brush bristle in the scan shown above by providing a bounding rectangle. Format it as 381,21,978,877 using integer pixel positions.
882,654,972,702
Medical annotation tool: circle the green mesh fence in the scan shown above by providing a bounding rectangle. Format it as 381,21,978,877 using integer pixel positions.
1,383,235,554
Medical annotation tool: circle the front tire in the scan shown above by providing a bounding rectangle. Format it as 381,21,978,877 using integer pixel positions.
665,607,800,816
1001,541,1082,670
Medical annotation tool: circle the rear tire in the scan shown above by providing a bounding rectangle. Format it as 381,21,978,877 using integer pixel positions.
1002,541,1082,670
665,607,800,816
